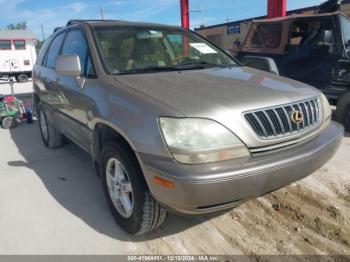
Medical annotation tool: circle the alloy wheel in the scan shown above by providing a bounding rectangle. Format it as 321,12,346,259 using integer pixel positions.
106,158,134,218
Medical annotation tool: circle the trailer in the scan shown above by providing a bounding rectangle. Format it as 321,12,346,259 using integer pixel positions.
0,30,37,83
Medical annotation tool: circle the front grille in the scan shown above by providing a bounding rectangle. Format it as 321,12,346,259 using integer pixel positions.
244,98,321,139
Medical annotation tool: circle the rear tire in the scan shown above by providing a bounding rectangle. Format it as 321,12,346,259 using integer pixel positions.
336,92,350,132
16,74,29,83
100,142,166,235
38,107,64,149
2,116,17,129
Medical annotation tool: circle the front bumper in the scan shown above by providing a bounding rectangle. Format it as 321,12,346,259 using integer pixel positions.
138,122,343,215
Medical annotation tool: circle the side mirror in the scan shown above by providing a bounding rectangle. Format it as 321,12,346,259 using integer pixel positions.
240,56,280,75
56,55,81,77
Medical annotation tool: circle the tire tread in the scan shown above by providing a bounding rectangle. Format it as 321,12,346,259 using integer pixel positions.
136,191,166,235
336,92,350,132
39,107,64,149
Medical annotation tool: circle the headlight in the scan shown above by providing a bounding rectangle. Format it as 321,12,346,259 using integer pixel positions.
159,117,249,164
320,93,332,129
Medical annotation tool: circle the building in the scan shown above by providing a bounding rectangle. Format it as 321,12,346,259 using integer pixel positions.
195,0,350,51
0,30,37,82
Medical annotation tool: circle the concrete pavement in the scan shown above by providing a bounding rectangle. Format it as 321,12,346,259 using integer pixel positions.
0,80,33,96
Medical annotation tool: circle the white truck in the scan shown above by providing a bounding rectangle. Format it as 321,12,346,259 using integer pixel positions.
0,30,37,82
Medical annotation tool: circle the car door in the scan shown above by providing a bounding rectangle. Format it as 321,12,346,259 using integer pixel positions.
37,32,67,133
284,17,340,91
55,29,96,152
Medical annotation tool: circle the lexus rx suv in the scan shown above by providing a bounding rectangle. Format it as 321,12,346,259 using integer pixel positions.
33,19,343,235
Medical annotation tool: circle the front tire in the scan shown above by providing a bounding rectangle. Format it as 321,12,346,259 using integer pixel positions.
100,142,166,235
336,92,350,132
38,107,64,149
2,116,17,129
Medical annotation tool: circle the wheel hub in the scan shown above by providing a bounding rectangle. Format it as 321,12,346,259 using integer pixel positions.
106,158,134,218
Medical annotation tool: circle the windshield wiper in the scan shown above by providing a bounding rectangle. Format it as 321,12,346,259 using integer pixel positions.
175,61,235,69
115,62,236,75
116,66,180,75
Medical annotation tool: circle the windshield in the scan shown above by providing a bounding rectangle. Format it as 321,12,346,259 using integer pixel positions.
93,26,237,74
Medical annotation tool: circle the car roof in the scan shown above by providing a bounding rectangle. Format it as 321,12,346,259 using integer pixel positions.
66,19,182,30
51,19,184,36
253,11,341,24
240,11,346,55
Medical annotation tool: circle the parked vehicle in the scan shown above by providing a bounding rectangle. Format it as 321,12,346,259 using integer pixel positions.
237,0,350,132
0,30,37,82
33,19,343,235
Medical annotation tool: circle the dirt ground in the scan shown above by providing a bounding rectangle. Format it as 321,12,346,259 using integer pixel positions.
143,134,350,255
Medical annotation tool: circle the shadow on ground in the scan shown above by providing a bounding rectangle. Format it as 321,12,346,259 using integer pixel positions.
8,122,218,242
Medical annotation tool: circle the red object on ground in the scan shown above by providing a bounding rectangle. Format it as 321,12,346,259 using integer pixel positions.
268,0,287,18
180,0,190,29
4,96,15,103
19,113,27,120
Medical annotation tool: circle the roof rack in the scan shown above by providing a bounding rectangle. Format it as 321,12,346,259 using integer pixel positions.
66,19,87,26
53,27,63,33
66,19,117,27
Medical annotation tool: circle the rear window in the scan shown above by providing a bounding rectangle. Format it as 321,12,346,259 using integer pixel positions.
251,23,282,48
14,40,25,50
0,40,12,50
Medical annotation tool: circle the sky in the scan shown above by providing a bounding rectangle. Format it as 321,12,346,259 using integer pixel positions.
0,0,325,40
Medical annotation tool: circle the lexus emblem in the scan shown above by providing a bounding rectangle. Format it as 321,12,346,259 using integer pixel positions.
291,110,304,124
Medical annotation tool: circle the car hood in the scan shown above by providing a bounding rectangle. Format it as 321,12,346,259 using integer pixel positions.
115,66,320,118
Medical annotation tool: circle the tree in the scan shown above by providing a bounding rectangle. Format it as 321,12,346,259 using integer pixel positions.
35,40,45,54
6,22,27,30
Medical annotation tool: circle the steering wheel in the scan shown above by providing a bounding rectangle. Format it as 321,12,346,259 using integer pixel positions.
171,56,194,65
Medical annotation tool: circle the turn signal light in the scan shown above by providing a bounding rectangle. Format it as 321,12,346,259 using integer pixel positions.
153,177,175,189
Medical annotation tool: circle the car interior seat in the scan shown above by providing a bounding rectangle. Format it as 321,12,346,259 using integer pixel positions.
128,39,166,69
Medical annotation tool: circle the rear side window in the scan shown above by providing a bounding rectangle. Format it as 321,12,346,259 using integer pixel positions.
251,23,282,48
0,40,12,50
290,19,335,46
36,37,53,65
61,30,95,76
14,40,25,50
45,33,65,68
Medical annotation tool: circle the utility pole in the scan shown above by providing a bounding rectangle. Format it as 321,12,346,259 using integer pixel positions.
196,0,205,27
180,0,190,29
40,24,45,41
100,3,105,20
267,0,286,18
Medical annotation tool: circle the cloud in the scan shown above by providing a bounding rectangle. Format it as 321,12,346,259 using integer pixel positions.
0,0,27,17
1,1,90,39
69,2,87,13
1,0,179,39
105,0,178,21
